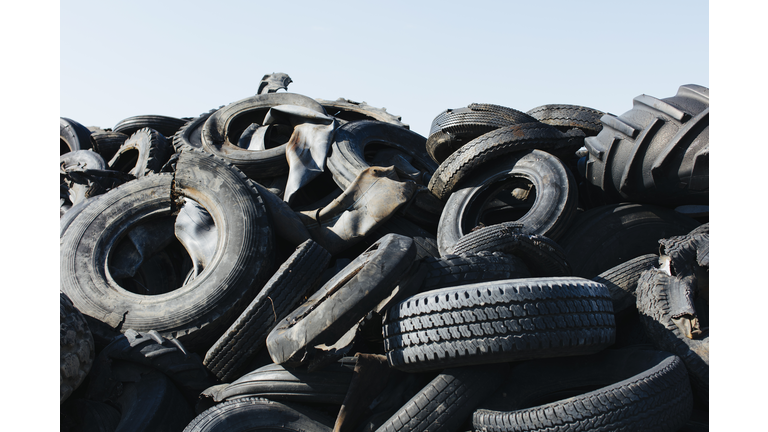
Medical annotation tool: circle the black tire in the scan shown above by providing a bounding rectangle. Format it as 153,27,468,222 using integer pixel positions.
592,253,659,314
172,108,218,151
60,148,274,351
183,397,333,432
60,398,121,432
90,130,128,162
366,215,440,261
61,117,94,154
107,127,173,178
426,103,538,164
326,120,435,185
204,240,332,382
558,203,701,279
60,150,109,207
316,97,408,128
61,292,95,404
112,368,195,432
201,92,326,179
472,347,693,432
213,357,357,405
437,149,578,250
421,251,531,292
636,269,709,405
526,104,605,136
584,84,709,205
448,222,571,277
267,234,417,366
113,114,188,138
100,329,216,400
376,363,509,432
428,123,582,201
382,277,615,372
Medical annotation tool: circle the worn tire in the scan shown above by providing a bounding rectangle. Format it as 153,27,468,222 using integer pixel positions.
183,397,333,432
60,292,96,404
172,108,218,151
113,114,189,138
90,130,129,162
316,97,408,128
60,148,274,350
526,104,605,136
107,127,173,178
61,117,94,154
204,240,332,382
421,251,531,292
593,253,659,314
201,92,326,179
436,149,578,246
472,347,693,432
383,277,615,372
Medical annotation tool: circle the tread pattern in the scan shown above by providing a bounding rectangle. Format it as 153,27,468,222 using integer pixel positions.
421,251,531,292
472,352,693,432
592,253,659,314
113,114,188,138
526,104,605,136
451,222,572,277
428,122,581,201
204,240,332,381
376,364,508,432
382,277,614,372
107,127,173,178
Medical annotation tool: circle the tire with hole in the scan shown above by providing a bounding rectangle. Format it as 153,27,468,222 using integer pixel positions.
60,148,274,351
382,277,615,372
437,149,578,250
472,347,693,432
583,84,709,205
201,92,326,179
107,127,173,178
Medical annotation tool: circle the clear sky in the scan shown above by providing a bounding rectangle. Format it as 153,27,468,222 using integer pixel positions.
60,0,709,138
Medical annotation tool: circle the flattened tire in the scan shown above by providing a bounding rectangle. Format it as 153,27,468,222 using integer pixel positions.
382,277,615,372
60,148,274,350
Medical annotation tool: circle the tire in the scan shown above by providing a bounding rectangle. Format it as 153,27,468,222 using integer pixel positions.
426,103,538,164
183,397,333,432
90,130,129,162
376,363,509,432
112,367,195,432
382,277,615,372
213,357,357,405
366,215,440,261
326,120,435,185
316,97,408,128
61,292,95,404
201,92,326,179
428,123,582,201
60,398,121,432
172,108,218,151
437,149,578,249
584,84,709,205
204,240,332,382
526,104,605,136
592,253,659,314
107,127,173,178
558,203,701,279
60,150,109,207
60,148,274,351
421,251,531,292
636,269,709,405
100,329,216,400
61,117,94,154
113,114,188,138
267,234,417,366
472,347,693,432
448,222,572,277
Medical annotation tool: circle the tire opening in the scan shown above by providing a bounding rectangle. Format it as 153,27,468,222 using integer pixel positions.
462,176,536,233
61,139,72,155
110,148,140,174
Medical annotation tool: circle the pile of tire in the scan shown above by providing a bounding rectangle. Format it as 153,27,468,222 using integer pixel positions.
60,74,709,432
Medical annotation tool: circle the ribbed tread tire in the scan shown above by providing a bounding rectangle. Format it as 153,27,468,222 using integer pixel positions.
428,123,582,201
382,277,615,372
426,103,538,163
90,130,128,162
113,114,188,138
183,397,333,432
592,253,659,314
316,97,408,128
450,222,572,277
526,104,605,136
172,109,218,151
375,363,509,432
421,251,531,292
472,348,693,432
204,240,332,382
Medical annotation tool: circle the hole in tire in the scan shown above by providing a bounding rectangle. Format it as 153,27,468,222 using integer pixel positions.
462,176,536,233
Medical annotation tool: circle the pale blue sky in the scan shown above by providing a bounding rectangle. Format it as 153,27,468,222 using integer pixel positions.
60,0,709,137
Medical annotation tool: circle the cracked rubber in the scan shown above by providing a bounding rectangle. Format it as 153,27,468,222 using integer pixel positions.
60,148,274,351
472,347,693,432
382,277,615,372
592,253,659,314
375,363,509,432
204,240,332,382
